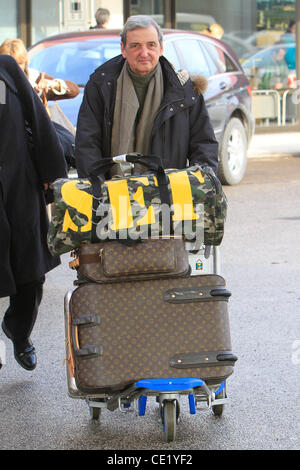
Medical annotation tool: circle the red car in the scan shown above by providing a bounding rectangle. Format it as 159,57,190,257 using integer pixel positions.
29,29,254,184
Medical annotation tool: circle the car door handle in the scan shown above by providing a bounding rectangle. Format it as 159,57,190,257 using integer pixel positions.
219,82,227,90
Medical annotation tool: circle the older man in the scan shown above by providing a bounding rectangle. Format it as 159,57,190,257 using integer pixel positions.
75,15,218,177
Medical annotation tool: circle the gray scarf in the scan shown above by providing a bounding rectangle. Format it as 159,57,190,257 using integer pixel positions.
111,61,164,159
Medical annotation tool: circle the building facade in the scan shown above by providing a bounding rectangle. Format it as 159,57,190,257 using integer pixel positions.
0,0,299,131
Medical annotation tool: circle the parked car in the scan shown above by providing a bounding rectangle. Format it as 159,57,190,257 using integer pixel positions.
28,29,254,185
242,43,296,89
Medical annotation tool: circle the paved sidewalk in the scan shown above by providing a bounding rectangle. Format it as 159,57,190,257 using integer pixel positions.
248,132,300,158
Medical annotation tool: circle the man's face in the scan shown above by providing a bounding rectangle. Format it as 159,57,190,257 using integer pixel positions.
275,48,286,61
121,25,163,76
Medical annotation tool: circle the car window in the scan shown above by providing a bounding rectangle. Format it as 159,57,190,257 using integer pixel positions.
174,38,211,77
163,40,181,71
198,42,219,75
204,42,237,73
29,38,121,85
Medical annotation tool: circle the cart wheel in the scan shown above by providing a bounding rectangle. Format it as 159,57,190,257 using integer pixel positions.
159,399,180,421
162,400,177,442
212,387,225,417
89,406,101,420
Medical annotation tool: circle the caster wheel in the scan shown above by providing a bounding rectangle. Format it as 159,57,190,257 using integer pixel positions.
89,406,101,420
162,400,179,442
212,388,225,417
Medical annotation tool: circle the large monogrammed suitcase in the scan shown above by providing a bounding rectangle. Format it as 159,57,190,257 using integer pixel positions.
66,274,236,394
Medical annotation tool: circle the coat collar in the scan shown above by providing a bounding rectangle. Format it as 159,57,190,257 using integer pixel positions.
89,54,198,109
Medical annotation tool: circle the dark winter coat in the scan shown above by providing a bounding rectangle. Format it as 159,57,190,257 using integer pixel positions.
0,55,67,297
75,55,218,178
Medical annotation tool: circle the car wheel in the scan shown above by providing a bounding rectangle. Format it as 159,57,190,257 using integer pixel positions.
218,117,248,185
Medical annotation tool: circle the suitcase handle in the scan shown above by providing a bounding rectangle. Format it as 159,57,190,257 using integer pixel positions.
71,317,102,359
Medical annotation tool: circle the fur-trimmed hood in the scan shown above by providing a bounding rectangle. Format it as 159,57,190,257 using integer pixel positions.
176,68,208,95
190,74,208,94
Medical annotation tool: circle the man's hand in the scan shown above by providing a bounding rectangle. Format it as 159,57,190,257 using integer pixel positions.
43,183,54,191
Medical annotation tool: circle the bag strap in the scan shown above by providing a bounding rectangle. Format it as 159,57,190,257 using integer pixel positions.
89,154,172,242
41,89,51,117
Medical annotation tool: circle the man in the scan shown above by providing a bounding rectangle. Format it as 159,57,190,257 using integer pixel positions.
257,45,289,90
90,8,110,29
75,15,218,178
0,55,67,371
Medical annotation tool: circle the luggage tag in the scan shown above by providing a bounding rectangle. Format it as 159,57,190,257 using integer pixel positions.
185,242,214,276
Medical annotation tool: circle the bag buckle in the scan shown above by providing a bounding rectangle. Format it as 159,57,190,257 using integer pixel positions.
69,257,80,270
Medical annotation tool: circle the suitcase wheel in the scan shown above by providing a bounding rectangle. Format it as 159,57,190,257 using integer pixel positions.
161,399,180,442
89,406,101,420
212,383,226,417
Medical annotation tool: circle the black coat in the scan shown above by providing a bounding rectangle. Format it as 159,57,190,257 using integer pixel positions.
75,55,218,178
0,55,68,297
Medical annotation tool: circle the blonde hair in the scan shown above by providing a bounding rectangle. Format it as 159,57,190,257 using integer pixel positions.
0,38,29,77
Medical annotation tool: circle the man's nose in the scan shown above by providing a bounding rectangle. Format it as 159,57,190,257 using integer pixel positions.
139,45,149,57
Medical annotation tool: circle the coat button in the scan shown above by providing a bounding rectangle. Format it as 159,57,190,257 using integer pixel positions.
180,103,184,107
169,107,174,111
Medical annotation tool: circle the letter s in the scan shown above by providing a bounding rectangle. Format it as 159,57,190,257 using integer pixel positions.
61,180,92,232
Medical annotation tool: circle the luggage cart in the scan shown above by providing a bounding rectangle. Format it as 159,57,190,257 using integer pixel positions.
64,243,233,442
63,155,236,442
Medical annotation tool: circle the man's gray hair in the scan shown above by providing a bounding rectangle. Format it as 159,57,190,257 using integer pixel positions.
95,8,110,26
121,15,163,45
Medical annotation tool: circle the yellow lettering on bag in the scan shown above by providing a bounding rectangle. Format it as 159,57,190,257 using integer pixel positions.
130,176,155,226
105,179,133,230
61,180,92,232
168,171,198,221
190,169,205,183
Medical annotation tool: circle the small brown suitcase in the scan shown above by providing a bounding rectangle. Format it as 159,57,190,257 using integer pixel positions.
72,238,190,284
67,274,236,394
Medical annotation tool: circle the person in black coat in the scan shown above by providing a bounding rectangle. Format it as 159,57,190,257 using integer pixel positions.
0,55,67,370
75,15,218,178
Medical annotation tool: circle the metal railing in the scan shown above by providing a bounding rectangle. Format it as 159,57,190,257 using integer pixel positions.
252,89,298,127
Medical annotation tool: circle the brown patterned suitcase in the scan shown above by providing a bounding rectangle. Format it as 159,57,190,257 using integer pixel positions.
72,238,190,284
66,274,237,394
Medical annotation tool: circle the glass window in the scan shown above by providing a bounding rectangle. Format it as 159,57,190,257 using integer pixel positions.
32,0,60,44
199,42,220,75
129,0,165,27
174,38,210,77
163,40,181,71
204,42,237,74
174,0,297,128
0,0,17,40
29,38,121,86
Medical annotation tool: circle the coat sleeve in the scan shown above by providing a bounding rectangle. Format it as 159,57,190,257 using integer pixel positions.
188,93,219,175
32,70,80,101
0,56,67,183
75,80,105,177
18,71,68,183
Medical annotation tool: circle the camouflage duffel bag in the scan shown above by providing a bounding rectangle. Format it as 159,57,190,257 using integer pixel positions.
47,161,227,256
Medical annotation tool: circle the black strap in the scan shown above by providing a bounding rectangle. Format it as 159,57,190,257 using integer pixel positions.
89,154,172,241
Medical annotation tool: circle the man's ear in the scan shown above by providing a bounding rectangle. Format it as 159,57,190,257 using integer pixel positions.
159,43,164,57
120,42,126,59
